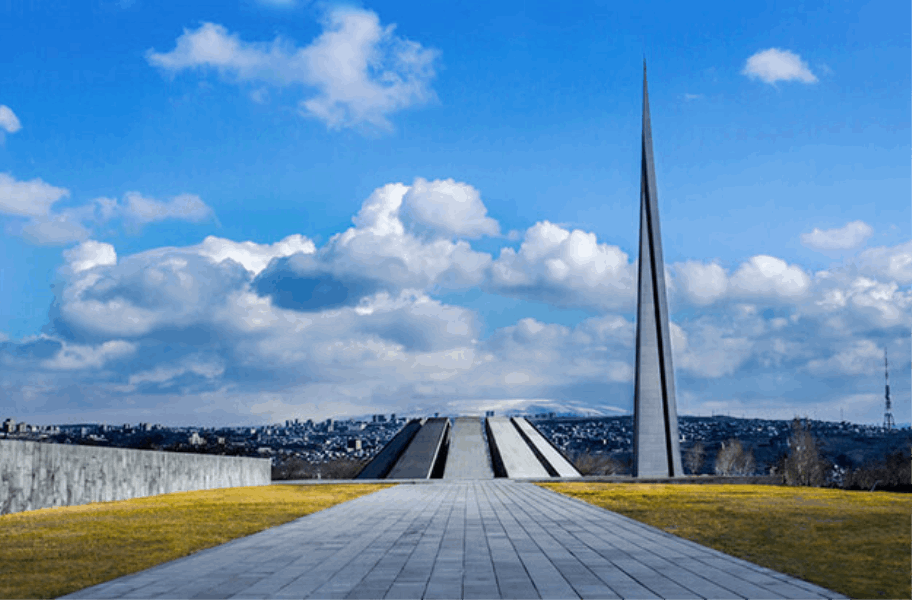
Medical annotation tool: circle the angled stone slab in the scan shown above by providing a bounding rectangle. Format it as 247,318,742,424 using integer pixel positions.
386,418,450,479
444,417,494,479
356,419,423,479
485,417,549,478
512,417,581,477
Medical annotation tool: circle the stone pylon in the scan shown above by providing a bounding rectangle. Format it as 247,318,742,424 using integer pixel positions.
633,64,683,478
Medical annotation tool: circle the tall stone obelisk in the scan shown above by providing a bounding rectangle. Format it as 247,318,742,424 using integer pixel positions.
633,64,683,478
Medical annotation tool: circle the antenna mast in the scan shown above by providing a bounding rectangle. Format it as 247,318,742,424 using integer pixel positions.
883,348,894,430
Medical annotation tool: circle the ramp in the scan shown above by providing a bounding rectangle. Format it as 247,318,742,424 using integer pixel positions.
485,417,549,478
355,419,423,479
512,417,581,477
443,417,493,479
386,417,450,479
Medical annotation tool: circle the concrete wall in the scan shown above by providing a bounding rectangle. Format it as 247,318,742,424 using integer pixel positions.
0,440,271,515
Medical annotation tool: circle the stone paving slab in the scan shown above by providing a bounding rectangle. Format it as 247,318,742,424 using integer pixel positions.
61,481,847,599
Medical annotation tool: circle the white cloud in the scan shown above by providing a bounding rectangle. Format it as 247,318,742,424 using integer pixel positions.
401,178,499,238
856,240,912,285
0,173,69,217
147,8,439,131
670,321,753,378
63,240,117,273
253,181,493,312
742,48,818,85
123,191,214,224
488,221,635,311
127,358,225,389
806,339,882,376
729,255,810,300
675,260,728,305
16,214,91,245
42,339,137,370
194,234,315,276
0,105,21,134
801,220,873,251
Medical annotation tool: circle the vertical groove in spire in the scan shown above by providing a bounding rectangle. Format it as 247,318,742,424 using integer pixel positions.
633,64,683,478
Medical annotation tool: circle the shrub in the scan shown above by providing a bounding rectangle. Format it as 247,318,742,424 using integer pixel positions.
272,457,368,480
572,450,627,475
842,448,912,491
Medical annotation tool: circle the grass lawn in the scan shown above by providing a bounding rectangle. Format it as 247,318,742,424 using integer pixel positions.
0,483,392,599
540,482,912,600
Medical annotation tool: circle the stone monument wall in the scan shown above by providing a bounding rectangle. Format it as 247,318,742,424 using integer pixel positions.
0,440,271,515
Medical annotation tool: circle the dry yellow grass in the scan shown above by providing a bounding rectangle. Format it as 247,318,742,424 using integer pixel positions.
540,482,912,600
0,483,392,599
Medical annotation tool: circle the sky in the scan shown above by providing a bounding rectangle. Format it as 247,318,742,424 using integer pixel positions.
0,0,909,427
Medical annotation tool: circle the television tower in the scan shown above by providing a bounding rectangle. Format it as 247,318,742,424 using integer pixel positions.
883,348,894,430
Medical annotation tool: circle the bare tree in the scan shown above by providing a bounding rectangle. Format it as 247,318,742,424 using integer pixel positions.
781,418,828,486
714,439,756,476
685,441,706,475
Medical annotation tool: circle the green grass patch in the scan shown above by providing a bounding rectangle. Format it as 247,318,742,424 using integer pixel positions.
0,483,392,599
539,482,911,600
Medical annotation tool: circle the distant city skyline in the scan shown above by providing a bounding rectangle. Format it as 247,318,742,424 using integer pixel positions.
0,1,909,427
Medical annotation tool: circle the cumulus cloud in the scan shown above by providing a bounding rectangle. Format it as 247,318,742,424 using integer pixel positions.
193,234,316,276
801,220,873,251
0,105,21,134
856,240,912,285
729,255,810,300
0,173,215,244
42,339,137,370
401,178,499,238
805,339,883,377
254,180,494,312
674,260,728,306
63,240,117,273
147,8,439,131
742,48,818,85
0,173,69,218
488,221,635,311
2,174,909,426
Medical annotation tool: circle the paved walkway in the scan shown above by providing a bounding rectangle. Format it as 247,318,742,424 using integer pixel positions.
63,481,845,599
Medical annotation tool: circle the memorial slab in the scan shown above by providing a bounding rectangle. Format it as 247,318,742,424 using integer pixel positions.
443,417,493,479
485,417,550,479
512,418,581,478
387,418,450,480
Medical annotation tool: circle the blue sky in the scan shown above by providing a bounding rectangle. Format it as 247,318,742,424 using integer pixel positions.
1,0,909,427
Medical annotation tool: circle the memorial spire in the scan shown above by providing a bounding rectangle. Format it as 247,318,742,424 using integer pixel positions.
633,63,684,477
